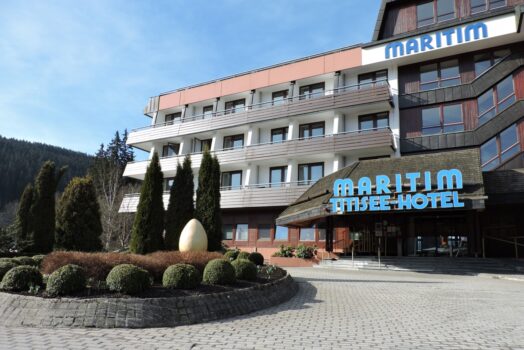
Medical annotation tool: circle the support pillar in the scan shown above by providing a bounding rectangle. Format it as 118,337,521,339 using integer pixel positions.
326,216,334,253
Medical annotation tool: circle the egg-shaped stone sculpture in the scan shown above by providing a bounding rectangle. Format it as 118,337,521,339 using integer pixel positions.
179,219,208,252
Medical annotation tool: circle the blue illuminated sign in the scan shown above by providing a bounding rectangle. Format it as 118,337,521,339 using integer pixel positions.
330,169,465,213
385,22,488,59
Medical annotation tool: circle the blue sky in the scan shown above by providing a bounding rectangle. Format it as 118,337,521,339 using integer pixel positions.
0,0,381,157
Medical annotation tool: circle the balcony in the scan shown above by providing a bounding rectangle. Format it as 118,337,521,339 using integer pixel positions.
118,182,311,213
127,81,393,147
123,128,395,179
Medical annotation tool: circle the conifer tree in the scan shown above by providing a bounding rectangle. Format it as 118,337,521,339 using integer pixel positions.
13,184,34,250
55,177,103,251
130,152,164,254
29,161,67,253
165,155,194,250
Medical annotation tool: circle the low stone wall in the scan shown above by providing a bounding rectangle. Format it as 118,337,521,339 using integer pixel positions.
0,274,297,328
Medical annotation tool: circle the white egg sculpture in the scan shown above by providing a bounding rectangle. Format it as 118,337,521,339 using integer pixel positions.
179,219,208,252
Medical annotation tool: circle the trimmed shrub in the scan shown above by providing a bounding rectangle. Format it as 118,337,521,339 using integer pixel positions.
224,249,239,261
106,264,152,295
46,264,86,296
0,261,17,280
0,258,19,265
32,255,46,268
162,264,201,289
295,245,315,259
248,252,264,266
12,256,37,266
0,265,43,291
202,259,235,285
237,251,250,260
231,259,257,281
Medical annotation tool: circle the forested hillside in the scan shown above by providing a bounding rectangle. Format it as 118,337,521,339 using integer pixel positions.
0,135,93,209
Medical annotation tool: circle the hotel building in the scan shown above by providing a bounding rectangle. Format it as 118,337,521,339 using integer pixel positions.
121,0,524,259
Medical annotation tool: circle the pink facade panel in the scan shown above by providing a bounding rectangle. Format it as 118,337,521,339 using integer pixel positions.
158,92,181,111
249,70,271,89
179,82,222,106
221,74,251,96
268,56,325,85
325,48,362,73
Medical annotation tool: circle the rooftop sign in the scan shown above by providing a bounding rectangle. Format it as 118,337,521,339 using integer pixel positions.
362,13,517,64
330,169,464,214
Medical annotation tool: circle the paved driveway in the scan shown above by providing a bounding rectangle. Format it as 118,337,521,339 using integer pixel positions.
1,268,523,350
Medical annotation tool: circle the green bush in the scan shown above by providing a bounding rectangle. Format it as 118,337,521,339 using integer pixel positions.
237,251,250,260
295,245,316,259
0,265,43,291
106,264,152,295
272,245,294,257
0,258,19,265
248,252,264,266
231,259,257,281
162,264,201,289
224,249,239,261
46,264,86,296
0,261,17,280
202,259,235,285
12,256,37,266
32,255,46,268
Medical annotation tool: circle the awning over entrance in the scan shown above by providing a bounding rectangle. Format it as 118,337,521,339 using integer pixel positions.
276,148,486,226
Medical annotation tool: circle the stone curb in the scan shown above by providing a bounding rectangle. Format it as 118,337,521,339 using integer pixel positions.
0,274,297,328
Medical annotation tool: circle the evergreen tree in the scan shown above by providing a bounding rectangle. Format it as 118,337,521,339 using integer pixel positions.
13,184,33,250
195,150,222,251
165,155,194,250
55,177,103,251
28,161,67,253
130,152,164,254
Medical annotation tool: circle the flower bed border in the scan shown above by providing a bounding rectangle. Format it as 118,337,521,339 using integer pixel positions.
0,273,297,328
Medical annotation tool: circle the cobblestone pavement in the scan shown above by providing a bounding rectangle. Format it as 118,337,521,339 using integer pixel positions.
1,268,523,350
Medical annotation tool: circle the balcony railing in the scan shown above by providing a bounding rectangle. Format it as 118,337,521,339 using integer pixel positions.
128,81,392,144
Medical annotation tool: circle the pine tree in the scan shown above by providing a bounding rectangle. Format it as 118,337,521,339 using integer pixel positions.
13,184,33,250
55,177,103,251
28,161,67,253
165,154,194,250
130,152,164,254
195,150,222,251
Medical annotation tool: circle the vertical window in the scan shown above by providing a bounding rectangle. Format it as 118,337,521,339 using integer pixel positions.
358,112,389,130
417,1,435,27
271,127,288,143
272,90,288,106
299,122,325,138
164,178,174,191
437,0,455,22
235,224,249,241
224,99,245,114
223,134,244,150
274,226,289,240
165,112,182,125
221,171,242,190
258,224,271,240
417,0,455,27
474,49,511,77
222,224,233,240
200,139,212,152
481,124,520,171
298,163,324,185
299,226,316,241
270,166,288,187
422,105,464,135
203,105,214,119
478,75,515,125
162,143,180,157
420,60,460,91
358,70,388,88
299,83,325,100
471,0,506,14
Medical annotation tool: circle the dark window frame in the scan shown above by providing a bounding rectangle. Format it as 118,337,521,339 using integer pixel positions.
470,0,507,14
162,143,180,158
257,224,272,241
481,124,520,171
165,112,182,125
269,166,288,187
474,49,511,77
298,162,324,186
271,127,289,143
299,122,325,139
235,223,249,241
477,75,516,125
358,112,390,131
222,224,234,240
221,170,243,190
203,105,214,118
417,0,456,28
358,70,388,89
164,177,175,191
271,90,289,106
274,225,289,241
420,59,461,91
299,82,325,100
223,134,244,150
224,98,246,115
421,104,464,135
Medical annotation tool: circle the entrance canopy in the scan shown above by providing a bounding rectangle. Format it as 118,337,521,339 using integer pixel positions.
277,149,486,226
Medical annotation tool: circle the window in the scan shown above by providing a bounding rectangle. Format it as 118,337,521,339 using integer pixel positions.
164,178,174,191
221,171,242,190
299,122,325,139
474,49,511,77
478,75,515,125
271,127,288,143
165,112,182,124
417,0,455,27
298,163,324,186
224,99,245,114
223,134,244,150
471,0,507,14
318,223,326,241
258,224,271,240
422,105,464,135
420,60,461,91
359,112,389,130
162,143,180,157
222,224,233,240
203,105,213,119
299,83,325,100
299,226,315,241
274,226,289,240
200,139,212,152
235,224,249,241
358,70,388,89
272,90,288,106
270,166,288,187
481,124,520,171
